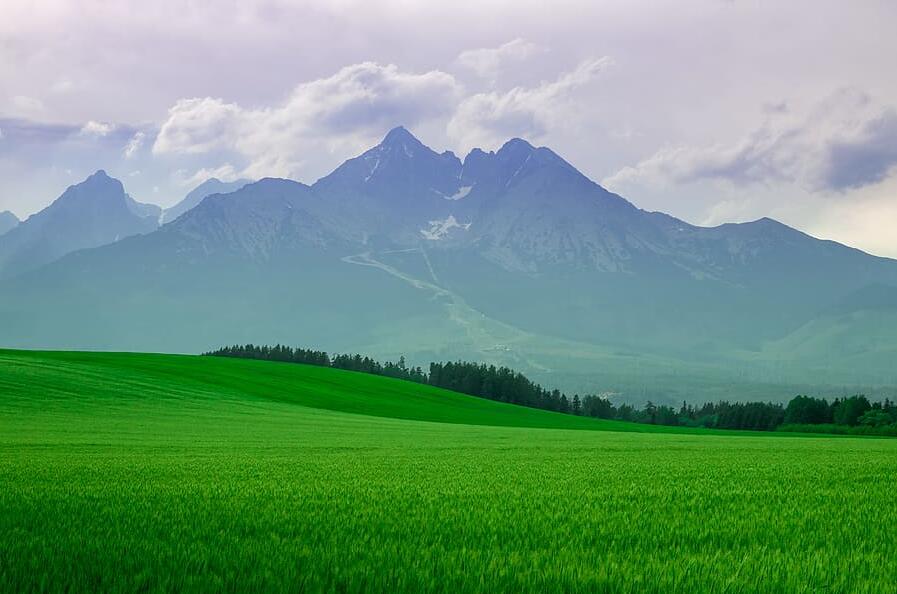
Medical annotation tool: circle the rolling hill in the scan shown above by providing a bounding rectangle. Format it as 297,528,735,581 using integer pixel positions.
2,349,896,593
0,349,647,432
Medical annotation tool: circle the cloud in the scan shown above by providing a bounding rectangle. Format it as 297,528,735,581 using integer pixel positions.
10,95,45,115
605,89,897,193
153,62,461,179
820,108,897,191
455,38,543,82
123,131,146,158
0,118,77,152
153,97,243,155
79,120,115,137
448,57,613,152
0,117,140,151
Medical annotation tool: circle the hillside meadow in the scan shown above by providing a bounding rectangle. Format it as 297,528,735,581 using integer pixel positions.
1,350,896,593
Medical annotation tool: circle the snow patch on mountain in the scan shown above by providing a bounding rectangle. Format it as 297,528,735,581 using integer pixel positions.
432,185,473,201
420,215,471,240
364,151,382,182
447,185,473,200
506,153,533,187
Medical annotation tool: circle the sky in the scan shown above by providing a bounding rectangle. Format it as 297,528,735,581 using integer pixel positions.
2,0,897,256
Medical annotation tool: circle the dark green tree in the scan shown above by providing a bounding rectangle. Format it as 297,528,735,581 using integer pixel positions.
833,395,872,426
784,395,832,425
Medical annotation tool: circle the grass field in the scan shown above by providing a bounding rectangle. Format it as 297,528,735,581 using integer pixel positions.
2,350,896,593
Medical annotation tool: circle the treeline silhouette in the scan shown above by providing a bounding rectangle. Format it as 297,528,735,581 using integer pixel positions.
777,395,897,435
207,344,428,382
205,344,897,435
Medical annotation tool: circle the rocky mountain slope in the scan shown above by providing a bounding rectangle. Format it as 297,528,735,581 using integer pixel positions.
161,177,252,224
0,211,18,236
2,128,896,400
0,171,160,278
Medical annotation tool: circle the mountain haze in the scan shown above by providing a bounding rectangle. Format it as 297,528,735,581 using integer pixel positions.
0,171,160,278
0,211,18,236
161,177,252,224
1,128,896,402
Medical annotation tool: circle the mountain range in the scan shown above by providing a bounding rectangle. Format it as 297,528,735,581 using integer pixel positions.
0,174,251,279
1,126,896,403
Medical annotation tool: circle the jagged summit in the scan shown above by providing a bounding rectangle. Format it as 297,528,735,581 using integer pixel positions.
79,169,119,190
0,171,161,278
162,177,252,224
57,170,128,208
374,125,435,162
498,137,535,154
315,125,461,196
381,125,421,146
494,138,579,175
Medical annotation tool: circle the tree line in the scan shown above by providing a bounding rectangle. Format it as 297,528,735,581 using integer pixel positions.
207,344,428,383
205,344,897,435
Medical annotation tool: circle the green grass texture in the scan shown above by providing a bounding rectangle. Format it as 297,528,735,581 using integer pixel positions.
2,349,896,593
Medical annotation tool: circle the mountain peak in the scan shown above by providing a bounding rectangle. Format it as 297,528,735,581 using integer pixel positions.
495,138,537,170
77,170,123,194
57,171,162,223
69,171,123,196
162,177,253,224
378,126,429,156
500,137,535,152
382,125,419,144
0,169,160,278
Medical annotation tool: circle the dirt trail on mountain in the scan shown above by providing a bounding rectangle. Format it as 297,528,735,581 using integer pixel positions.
341,250,547,370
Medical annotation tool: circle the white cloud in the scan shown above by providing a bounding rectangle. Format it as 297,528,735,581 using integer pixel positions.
10,95,45,115
153,97,243,155
455,38,543,82
123,131,146,158
604,89,897,194
153,62,461,179
79,120,115,136
448,57,613,153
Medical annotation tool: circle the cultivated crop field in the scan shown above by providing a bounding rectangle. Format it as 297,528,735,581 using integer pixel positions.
2,350,896,593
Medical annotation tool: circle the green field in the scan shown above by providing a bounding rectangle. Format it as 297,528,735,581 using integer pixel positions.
2,350,896,593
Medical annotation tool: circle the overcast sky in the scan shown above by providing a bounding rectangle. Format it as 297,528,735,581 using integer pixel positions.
2,0,897,256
